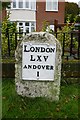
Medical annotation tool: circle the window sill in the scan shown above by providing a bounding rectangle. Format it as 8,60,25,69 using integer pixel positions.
10,8,36,11
45,10,58,12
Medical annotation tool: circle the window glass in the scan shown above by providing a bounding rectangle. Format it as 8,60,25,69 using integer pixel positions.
26,27,29,33
25,0,29,8
31,22,35,26
31,0,36,10
53,1,58,10
13,0,16,8
46,0,58,11
31,27,35,32
25,22,29,26
19,1,23,8
19,27,23,32
46,0,53,11
19,22,23,26
12,0,36,10
17,21,35,33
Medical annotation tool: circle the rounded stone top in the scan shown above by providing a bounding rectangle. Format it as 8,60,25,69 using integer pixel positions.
15,32,62,62
22,32,58,45
15,32,62,101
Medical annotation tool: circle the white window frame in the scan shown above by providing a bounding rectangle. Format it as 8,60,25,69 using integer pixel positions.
46,0,58,11
30,0,36,10
12,0,16,8
17,21,36,33
11,0,18,9
18,0,23,8
11,0,36,10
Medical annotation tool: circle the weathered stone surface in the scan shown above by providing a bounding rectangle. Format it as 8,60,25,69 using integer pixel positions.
15,32,62,101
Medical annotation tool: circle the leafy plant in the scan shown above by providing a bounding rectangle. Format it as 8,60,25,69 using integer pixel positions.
2,12,17,57
65,2,79,23
2,78,79,118
42,21,54,34
42,21,49,32
57,18,78,50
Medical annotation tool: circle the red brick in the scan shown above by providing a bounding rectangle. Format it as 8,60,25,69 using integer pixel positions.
36,2,65,31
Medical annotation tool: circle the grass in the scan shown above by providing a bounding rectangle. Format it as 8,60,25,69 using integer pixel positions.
2,78,80,119
2,58,15,63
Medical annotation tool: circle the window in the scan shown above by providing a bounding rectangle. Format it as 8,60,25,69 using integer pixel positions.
19,27,23,32
11,0,36,10
25,1,29,8
46,25,54,32
13,0,16,8
18,1,23,8
30,0,36,10
25,22,30,33
25,22,29,26
31,22,35,26
25,0,36,10
19,22,23,26
25,22,36,33
46,0,58,11
17,21,36,33
26,28,29,33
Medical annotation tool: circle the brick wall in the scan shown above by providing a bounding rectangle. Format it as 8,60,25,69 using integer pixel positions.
2,8,7,20
0,8,7,21
36,2,65,31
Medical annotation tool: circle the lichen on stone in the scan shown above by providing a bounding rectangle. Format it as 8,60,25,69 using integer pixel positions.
15,32,62,101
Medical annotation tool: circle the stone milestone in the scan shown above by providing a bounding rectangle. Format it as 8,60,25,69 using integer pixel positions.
15,32,62,101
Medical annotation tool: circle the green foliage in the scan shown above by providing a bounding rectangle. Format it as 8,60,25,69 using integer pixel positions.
0,1,2,11
57,23,72,48
2,13,17,57
65,2,79,23
57,19,78,51
0,2,10,11
42,21,54,34
75,15,80,23
2,58,15,63
2,78,79,118
42,21,49,32
42,19,78,52
2,2,10,8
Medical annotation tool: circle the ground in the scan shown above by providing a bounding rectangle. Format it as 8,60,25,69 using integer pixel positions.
2,78,80,119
